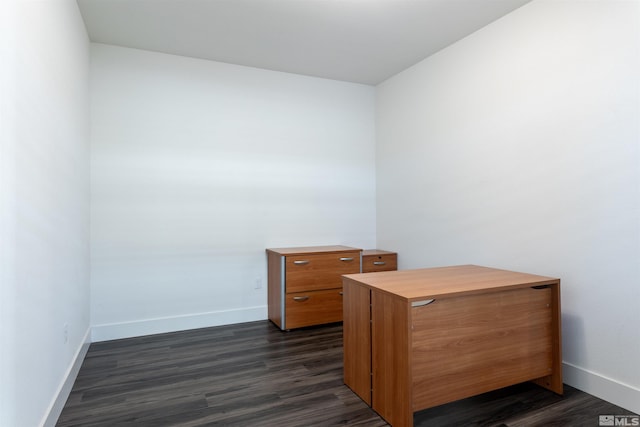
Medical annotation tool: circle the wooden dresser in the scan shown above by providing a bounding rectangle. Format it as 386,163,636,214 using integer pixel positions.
362,249,397,273
342,265,562,427
266,245,361,330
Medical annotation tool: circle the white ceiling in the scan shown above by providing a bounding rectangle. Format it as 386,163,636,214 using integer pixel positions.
77,0,532,85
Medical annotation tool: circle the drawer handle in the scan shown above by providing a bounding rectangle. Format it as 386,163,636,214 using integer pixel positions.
373,261,386,266
339,291,344,296
293,260,309,265
340,257,354,262
411,299,435,307
293,296,309,302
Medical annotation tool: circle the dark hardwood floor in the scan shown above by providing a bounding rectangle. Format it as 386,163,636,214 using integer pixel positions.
57,321,635,427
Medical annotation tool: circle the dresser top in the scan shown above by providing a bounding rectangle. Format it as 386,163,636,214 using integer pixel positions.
266,245,361,256
362,249,396,256
343,264,559,301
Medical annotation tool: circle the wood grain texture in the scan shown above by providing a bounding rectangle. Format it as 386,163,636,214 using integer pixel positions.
285,251,361,293
56,321,635,427
411,286,553,410
285,288,343,329
531,282,563,394
344,265,563,427
266,245,361,256
267,246,361,330
56,322,386,427
362,251,397,273
371,290,412,427
361,249,396,257
343,280,372,405
413,381,635,427
267,251,283,329
343,264,559,301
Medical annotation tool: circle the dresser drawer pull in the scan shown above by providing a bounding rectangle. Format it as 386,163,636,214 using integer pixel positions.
411,299,435,307
293,260,309,265
293,296,310,302
340,257,354,262
339,291,344,296
373,261,386,266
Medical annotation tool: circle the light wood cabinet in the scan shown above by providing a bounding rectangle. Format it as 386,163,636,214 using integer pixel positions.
266,245,361,330
362,249,397,273
343,265,563,427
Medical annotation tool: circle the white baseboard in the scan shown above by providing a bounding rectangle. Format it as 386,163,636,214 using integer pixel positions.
91,306,268,342
563,361,640,415
41,328,91,427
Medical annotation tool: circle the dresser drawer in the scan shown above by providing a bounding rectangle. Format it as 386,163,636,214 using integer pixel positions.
285,251,360,293
285,288,343,329
362,251,397,273
267,245,361,330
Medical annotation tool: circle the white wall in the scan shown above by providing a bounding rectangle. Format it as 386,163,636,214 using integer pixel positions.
376,0,639,414
90,44,376,341
0,0,91,426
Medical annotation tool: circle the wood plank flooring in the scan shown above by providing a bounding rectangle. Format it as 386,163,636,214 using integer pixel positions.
57,321,635,426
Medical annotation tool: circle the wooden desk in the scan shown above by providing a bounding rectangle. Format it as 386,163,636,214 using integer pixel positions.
342,265,562,427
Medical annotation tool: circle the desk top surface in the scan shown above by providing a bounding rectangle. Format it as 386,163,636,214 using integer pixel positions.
342,264,559,301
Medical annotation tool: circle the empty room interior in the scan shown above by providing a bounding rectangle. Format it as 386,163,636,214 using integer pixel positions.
1,0,639,426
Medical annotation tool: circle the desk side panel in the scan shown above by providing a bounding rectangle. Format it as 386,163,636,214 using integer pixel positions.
343,279,372,405
532,281,563,394
372,291,412,427
411,286,553,410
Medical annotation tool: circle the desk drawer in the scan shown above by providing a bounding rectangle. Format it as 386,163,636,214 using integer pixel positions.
362,253,397,273
286,251,360,293
285,288,343,329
